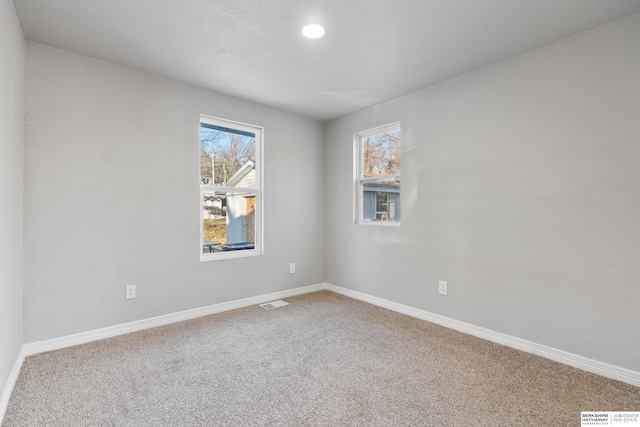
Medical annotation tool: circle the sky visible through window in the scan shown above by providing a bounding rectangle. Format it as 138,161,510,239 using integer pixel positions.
200,124,255,186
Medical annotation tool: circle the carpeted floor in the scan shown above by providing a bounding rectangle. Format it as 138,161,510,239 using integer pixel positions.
3,290,639,426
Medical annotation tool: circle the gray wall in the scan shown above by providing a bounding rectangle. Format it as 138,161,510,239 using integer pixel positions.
23,43,325,343
0,0,24,401
324,14,640,371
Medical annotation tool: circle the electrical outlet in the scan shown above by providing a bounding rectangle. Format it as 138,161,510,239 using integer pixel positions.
289,263,296,274
125,285,136,300
439,280,448,296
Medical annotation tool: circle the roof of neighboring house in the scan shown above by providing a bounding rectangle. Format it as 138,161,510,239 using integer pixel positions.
363,181,400,193
223,161,255,187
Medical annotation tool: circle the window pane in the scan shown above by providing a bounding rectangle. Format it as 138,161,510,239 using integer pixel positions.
362,129,401,177
200,124,256,186
202,191,256,253
362,180,400,222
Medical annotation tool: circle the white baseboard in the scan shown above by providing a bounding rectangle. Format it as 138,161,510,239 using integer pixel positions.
0,348,26,424
324,283,640,388
23,283,325,357
9,280,639,419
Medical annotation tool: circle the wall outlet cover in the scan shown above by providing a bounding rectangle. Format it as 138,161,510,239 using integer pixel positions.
439,281,448,296
125,285,136,299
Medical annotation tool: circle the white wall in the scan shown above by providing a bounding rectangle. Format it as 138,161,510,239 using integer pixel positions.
0,0,24,406
325,14,640,372
23,43,325,343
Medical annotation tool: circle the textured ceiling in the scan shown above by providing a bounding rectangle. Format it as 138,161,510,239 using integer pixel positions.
13,0,640,120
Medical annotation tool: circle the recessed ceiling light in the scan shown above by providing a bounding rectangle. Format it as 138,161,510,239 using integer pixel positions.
302,24,325,39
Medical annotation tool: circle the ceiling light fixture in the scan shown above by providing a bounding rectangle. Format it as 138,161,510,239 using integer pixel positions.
302,24,325,39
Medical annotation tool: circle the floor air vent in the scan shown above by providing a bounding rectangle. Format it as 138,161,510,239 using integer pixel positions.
259,300,289,309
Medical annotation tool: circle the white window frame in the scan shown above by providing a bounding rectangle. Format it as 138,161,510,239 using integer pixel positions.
354,122,401,226
200,115,263,261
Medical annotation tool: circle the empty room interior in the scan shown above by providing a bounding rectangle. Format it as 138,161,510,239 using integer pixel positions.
2,0,640,425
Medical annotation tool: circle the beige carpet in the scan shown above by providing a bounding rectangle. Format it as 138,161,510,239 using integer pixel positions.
3,291,639,426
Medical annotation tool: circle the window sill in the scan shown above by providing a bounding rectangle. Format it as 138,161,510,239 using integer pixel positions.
356,221,401,227
200,248,263,262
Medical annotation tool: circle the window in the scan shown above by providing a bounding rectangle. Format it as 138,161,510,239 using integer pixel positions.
355,123,401,225
200,115,262,260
